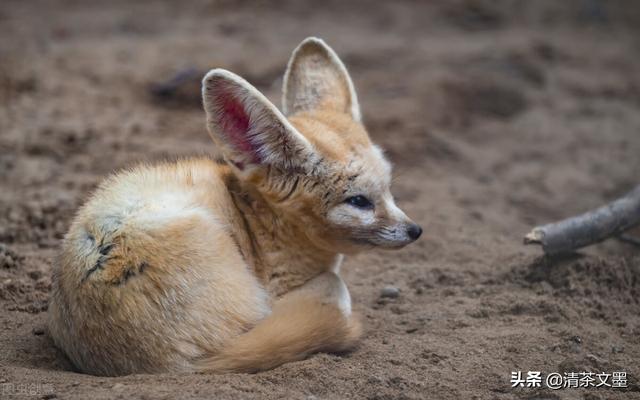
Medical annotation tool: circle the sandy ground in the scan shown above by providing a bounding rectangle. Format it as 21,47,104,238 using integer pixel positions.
1,1,639,399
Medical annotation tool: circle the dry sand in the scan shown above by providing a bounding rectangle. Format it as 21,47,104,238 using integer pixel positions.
1,1,639,399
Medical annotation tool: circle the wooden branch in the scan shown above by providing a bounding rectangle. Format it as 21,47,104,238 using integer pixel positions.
524,184,640,255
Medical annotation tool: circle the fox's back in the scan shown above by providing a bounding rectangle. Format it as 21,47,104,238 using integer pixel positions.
48,158,270,375
86,157,229,219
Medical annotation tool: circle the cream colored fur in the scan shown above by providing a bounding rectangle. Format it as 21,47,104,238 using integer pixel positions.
48,37,420,376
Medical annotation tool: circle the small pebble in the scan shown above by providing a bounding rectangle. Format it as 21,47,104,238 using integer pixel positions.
611,345,624,354
380,286,400,299
32,327,45,336
28,270,42,280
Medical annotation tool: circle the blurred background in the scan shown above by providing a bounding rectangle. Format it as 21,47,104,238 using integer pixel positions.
1,1,639,399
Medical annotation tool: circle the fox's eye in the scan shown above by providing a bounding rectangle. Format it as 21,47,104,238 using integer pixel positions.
345,195,374,210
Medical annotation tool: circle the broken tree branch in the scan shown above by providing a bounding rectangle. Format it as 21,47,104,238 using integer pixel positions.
524,184,640,255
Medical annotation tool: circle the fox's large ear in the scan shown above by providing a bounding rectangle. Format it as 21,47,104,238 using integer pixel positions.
202,69,315,173
283,37,361,121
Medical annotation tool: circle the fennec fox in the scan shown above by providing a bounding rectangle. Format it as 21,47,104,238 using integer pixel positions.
48,37,422,376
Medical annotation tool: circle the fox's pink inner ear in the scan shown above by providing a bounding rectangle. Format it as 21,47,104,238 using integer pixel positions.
206,80,262,167
203,69,316,172
216,87,261,164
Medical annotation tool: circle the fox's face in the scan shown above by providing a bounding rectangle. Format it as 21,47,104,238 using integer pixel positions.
202,38,421,254
285,112,421,253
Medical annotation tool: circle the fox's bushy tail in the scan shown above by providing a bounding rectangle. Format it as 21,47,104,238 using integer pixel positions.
194,297,362,373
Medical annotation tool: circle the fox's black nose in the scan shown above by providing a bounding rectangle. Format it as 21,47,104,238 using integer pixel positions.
407,223,422,240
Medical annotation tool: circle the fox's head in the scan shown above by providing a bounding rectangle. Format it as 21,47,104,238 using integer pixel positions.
202,37,421,254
